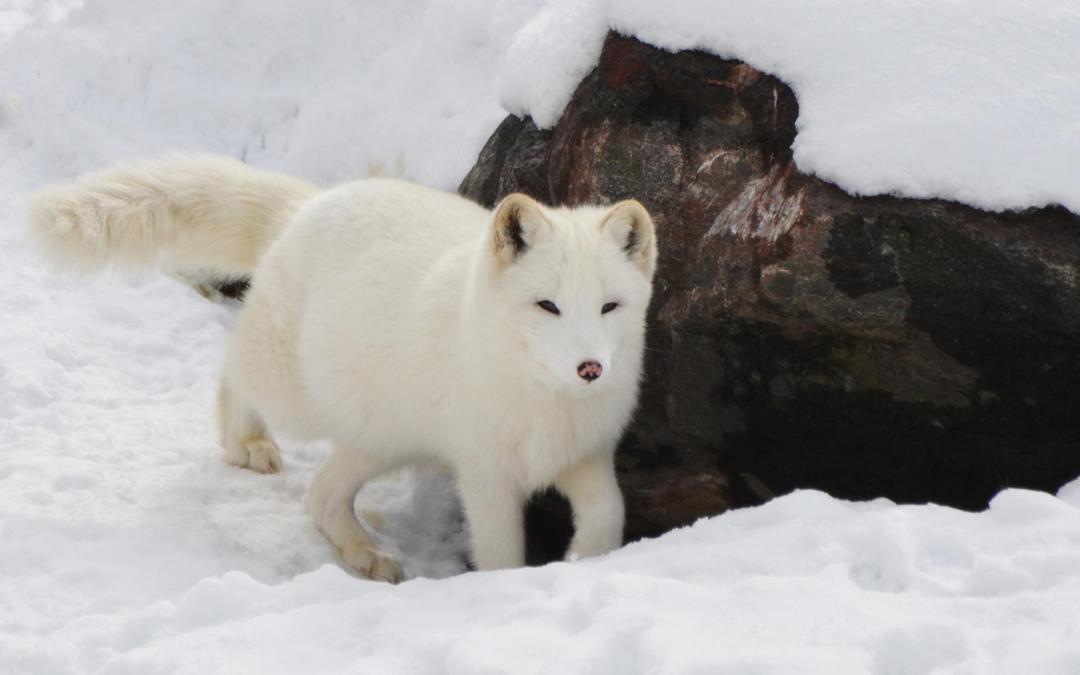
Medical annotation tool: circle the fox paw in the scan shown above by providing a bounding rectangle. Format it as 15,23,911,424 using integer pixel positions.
224,438,283,474
341,541,403,583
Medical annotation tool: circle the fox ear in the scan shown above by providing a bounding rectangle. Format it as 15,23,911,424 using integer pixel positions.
491,193,550,266
600,200,657,279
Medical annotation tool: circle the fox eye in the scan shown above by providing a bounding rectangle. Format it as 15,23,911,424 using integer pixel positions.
537,300,561,315
601,302,619,314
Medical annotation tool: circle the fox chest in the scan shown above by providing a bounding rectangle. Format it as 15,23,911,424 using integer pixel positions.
509,401,628,490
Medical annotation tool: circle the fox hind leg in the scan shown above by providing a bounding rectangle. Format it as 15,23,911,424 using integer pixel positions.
308,445,403,582
217,377,283,474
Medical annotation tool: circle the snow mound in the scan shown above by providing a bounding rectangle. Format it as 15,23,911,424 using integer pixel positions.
1058,476,1080,507
3,1,1079,213
5,479,1080,673
502,0,1080,213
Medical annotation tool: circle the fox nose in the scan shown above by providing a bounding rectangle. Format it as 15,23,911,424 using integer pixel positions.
577,360,603,382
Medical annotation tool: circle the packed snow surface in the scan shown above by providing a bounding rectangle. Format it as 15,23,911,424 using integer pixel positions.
3,1,1080,673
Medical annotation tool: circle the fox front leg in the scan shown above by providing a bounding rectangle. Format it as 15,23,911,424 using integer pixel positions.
556,453,625,559
458,471,526,570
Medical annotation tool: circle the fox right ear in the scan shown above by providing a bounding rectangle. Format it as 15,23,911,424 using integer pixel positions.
491,193,550,266
600,199,657,279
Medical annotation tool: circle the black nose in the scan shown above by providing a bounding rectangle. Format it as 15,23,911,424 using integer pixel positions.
577,361,603,382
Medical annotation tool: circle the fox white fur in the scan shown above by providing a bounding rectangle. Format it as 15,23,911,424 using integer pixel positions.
28,154,658,582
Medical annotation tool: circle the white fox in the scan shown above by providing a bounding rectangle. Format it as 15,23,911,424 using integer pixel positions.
28,154,658,582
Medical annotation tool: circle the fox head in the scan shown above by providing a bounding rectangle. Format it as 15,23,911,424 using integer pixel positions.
484,192,658,394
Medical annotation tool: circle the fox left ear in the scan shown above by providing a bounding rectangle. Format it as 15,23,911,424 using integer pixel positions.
600,200,657,279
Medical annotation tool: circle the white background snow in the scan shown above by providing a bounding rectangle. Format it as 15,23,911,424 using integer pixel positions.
2,1,1079,673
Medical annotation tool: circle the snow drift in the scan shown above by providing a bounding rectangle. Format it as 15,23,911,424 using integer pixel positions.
3,0,1079,212
3,1,1080,673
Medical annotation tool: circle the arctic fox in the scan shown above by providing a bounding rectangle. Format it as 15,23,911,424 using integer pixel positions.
28,154,658,582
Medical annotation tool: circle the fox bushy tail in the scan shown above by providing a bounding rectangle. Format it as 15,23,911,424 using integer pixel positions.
27,154,320,276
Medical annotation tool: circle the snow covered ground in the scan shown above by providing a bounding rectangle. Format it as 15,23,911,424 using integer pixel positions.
3,1,1080,673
